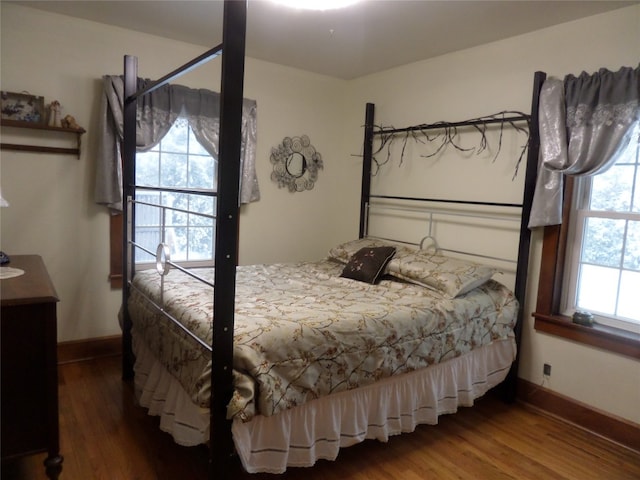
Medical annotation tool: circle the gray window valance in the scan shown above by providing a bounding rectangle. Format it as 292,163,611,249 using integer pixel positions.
95,75,259,212
529,66,639,228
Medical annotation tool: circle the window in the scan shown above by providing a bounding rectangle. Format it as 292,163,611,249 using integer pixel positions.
563,124,640,334
134,119,217,265
534,124,640,359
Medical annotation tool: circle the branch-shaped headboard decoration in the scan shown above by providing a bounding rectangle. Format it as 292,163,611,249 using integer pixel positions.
369,111,531,180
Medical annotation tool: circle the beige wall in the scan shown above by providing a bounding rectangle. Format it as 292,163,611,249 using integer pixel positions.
1,2,638,424
0,3,351,341
344,5,640,424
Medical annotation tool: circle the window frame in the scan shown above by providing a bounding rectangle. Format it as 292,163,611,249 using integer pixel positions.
562,171,640,334
108,120,218,289
533,175,640,359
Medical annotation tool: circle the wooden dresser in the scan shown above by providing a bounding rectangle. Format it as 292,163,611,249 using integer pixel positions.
1,255,63,479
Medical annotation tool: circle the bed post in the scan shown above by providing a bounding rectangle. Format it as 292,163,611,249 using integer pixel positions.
210,0,247,476
121,55,138,381
359,102,375,238
504,70,547,402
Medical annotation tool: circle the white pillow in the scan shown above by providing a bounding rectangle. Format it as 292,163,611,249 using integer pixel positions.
387,250,497,298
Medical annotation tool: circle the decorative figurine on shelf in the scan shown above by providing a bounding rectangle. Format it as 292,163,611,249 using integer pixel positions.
47,100,61,127
61,114,80,130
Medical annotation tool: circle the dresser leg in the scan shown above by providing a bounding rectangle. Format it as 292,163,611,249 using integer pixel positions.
44,454,63,480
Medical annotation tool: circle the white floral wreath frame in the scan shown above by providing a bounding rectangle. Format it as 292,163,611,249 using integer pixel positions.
270,135,323,192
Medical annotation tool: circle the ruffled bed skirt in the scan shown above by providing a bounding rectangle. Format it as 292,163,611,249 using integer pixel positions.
133,337,516,474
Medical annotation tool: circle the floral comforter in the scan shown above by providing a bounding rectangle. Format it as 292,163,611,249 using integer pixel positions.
127,259,518,421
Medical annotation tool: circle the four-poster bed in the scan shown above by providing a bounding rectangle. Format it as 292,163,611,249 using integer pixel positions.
119,1,546,476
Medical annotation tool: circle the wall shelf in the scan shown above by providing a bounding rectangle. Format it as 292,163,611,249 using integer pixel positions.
1,119,86,158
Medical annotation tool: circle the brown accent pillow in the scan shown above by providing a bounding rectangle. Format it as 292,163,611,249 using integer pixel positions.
340,246,397,284
328,237,391,264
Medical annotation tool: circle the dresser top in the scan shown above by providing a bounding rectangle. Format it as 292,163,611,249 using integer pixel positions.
0,255,59,306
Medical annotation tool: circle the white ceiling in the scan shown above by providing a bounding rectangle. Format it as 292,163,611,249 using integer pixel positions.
11,0,637,79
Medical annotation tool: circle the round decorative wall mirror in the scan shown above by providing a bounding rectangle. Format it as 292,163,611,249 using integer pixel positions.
270,135,323,192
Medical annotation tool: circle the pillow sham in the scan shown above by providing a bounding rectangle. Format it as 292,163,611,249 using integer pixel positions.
340,246,397,284
387,250,497,298
328,237,392,264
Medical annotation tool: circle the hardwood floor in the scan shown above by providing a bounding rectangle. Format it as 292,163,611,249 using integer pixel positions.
3,355,639,480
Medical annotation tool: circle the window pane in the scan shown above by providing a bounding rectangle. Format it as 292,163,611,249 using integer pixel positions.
162,120,188,152
136,151,160,186
624,220,640,271
188,227,214,259
189,196,215,227
169,209,188,228
618,270,640,321
188,128,210,156
135,227,160,263
188,155,216,189
163,193,188,224
175,192,191,211
590,165,633,212
135,196,161,227
160,153,188,187
169,226,188,260
581,217,625,267
576,264,619,315
634,168,640,213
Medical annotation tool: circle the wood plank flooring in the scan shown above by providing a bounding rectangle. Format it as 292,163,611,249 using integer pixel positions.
3,355,639,480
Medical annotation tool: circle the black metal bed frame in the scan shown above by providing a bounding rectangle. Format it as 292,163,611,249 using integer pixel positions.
120,1,246,476
360,71,547,402
120,0,546,470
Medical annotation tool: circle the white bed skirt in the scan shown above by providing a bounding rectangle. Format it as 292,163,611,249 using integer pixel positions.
133,337,516,474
